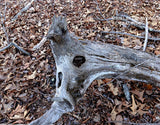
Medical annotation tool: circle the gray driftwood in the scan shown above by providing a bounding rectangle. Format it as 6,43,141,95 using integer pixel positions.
29,16,160,125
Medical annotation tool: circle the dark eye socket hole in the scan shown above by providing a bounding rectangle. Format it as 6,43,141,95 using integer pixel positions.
73,56,86,68
58,72,63,88
61,28,66,34
80,84,84,88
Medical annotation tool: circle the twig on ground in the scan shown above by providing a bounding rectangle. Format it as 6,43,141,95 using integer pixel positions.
0,3,30,56
118,14,160,33
0,41,31,56
32,36,47,51
95,0,106,21
12,42,30,55
143,18,149,51
101,31,160,41
94,0,112,22
118,14,144,26
0,42,12,52
66,112,81,120
12,0,36,21
94,14,160,33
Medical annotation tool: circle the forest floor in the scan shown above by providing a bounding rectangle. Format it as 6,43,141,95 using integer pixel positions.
0,0,160,124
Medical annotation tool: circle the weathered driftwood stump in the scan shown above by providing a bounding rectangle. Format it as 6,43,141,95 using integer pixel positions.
29,16,160,125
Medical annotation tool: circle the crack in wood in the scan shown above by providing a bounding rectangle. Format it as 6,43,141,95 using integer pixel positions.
58,72,62,88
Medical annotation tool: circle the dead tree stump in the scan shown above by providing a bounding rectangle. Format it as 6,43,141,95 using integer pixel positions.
29,16,160,125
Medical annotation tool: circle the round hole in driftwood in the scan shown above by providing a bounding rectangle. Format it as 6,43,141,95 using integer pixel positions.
73,56,86,67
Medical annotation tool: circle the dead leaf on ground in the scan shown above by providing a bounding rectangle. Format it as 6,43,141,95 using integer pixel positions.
131,90,145,102
97,79,104,86
130,94,138,115
111,106,118,121
25,70,37,80
115,115,123,125
108,83,119,96
137,104,148,116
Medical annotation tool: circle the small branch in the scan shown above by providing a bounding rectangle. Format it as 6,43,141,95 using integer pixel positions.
0,43,12,52
95,0,106,21
11,42,31,56
66,112,81,120
118,14,145,26
0,42,30,56
32,36,47,51
12,0,36,21
101,31,160,41
143,18,148,51
94,14,160,33
0,4,30,56
118,14,160,33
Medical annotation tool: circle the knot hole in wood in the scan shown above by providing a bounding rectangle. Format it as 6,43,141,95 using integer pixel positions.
73,56,86,68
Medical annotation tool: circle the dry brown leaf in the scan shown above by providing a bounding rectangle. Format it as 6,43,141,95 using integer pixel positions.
97,79,104,86
4,84,18,91
111,106,117,120
155,50,160,55
102,78,112,83
131,90,145,102
24,62,31,69
151,20,157,26
130,94,138,115
108,83,118,96
0,74,6,82
11,105,25,115
137,104,148,116
123,38,130,46
96,100,102,107
114,99,121,105
4,84,13,91
26,70,36,80
24,110,29,117
132,39,142,49
117,104,124,113
115,115,123,125
2,102,13,113
25,115,32,121
10,114,24,120
13,119,24,124
138,91,145,102
84,16,95,22
154,45,160,55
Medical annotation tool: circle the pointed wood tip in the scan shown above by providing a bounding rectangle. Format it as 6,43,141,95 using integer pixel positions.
46,16,68,43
